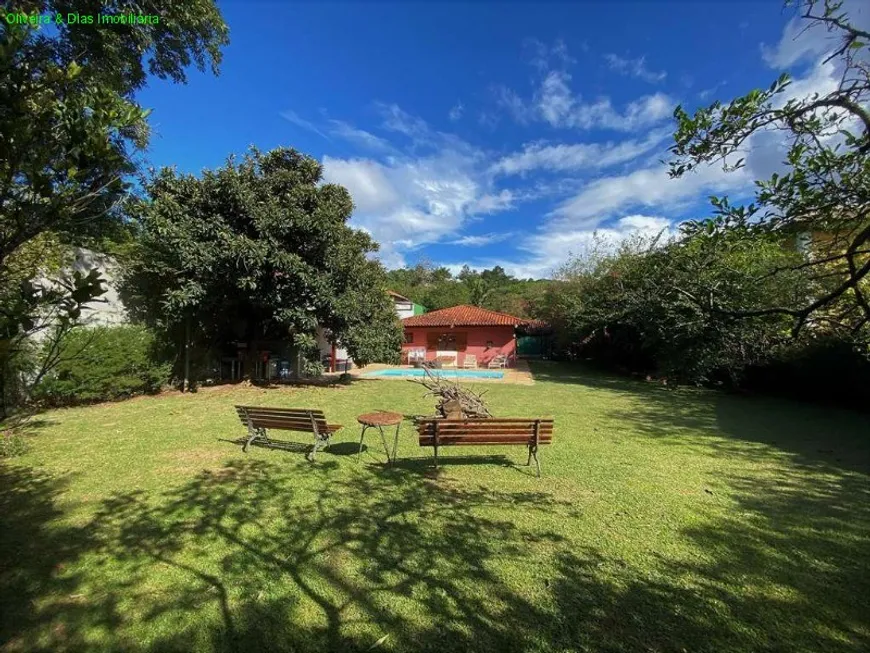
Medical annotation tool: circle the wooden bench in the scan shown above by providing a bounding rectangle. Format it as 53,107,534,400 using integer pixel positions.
235,406,342,461
415,417,554,477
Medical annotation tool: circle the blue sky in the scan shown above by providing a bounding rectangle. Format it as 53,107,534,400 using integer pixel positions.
136,0,860,278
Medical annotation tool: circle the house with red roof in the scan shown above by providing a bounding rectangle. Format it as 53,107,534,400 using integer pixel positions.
401,304,527,368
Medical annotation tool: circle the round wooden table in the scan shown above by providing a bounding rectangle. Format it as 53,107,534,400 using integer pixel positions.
357,411,404,463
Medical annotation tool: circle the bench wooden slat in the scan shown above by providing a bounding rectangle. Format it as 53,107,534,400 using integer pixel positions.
419,436,553,446
417,425,554,435
430,417,556,424
416,419,553,425
236,404,325,410
415,416,554,477
237,413,327,422
244,419,325,431
238,412,326,422
235,405,341,461
236,408,326,418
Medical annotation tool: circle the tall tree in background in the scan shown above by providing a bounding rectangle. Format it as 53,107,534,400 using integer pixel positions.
670,0,870,342
122,147,403,385
0,1,229,417
386,263,550,316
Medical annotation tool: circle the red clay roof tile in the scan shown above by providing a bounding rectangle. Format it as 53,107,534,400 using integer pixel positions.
401,304,527,327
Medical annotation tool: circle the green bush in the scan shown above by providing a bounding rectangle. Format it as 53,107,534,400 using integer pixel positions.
34,325,170,406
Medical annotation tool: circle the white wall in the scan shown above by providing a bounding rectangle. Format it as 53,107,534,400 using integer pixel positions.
394,300,415,320
316,326,350,361
30,248,127,342
72,249,127,327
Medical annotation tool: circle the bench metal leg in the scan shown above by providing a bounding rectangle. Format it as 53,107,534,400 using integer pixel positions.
433,444,438,470
529,446,541,477
242,427,266,453
309,434,330,462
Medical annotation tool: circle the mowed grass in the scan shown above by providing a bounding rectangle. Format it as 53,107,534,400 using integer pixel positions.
2,362,869,653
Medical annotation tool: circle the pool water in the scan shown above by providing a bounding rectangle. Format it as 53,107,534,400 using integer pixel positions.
363,368,505,379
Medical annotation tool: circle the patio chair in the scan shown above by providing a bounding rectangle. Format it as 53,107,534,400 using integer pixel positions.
463,354,477,368
437,353,458,368
487,354,508,368
408,349,426,365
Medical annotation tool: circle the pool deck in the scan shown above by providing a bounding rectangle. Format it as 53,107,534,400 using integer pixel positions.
351,359,534,386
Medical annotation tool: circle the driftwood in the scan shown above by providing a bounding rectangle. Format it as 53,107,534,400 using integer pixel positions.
410,367,492,419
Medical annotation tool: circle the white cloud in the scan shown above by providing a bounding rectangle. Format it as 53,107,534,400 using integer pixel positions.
698,82,726,101
491,126,672,176
280,110,329,139
493,41,676,132
451,232,514,247
322,157,400,214
500,69,675,132
376,103,430,139
552,159,751,229
762,15,829,70
526,38,576,73
322,111,517,262
448,101,464,122
469,190,515,214
327,120,392,151
477,111,500,130
604,53,667,83
761,0,869,69
452,215,676,279
546,37,845,232
537,70,575,126
493,85,531,124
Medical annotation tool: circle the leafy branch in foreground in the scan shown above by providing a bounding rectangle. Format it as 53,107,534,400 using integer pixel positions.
669,0,870,341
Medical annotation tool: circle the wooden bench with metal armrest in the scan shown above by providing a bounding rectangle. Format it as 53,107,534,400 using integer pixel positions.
235,406,342,461
414,417,554,476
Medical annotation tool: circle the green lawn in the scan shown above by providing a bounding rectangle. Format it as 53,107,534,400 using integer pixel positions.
2,362,869,652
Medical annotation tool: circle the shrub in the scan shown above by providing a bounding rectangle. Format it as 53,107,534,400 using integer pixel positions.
302,359,325,378
34,325,170,406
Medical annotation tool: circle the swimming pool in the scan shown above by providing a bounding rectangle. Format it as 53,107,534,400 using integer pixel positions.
363,368,505,379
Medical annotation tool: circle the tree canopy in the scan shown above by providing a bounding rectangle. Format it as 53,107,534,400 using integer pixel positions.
122,147,403,374
1,0,229,267
0,0,229,416
669,0,870,342
385,263,550,318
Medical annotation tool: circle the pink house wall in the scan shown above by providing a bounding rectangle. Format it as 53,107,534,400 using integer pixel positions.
401,325,516,367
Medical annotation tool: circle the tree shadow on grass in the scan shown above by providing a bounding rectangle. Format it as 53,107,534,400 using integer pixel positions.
4,453,869,652
0,466,120,652
533,362,870,475
661,466,870,652
603,383,870,476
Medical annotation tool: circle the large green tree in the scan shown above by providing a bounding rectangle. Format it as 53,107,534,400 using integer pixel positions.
542,232,807,384
0,1,228,417
122,147,403,384
669,0,870,342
